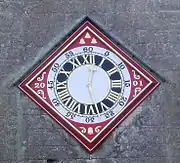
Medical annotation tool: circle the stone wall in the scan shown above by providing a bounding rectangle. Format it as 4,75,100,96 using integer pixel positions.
0,0,180,162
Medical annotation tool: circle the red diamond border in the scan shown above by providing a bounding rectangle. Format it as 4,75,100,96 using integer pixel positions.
19,18,160,153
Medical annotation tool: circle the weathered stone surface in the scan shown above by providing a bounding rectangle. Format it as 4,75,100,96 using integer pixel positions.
77,157,168,163
0,146,17,160
0,0,180,162
91,143,167,158
24,128,69,146
114,126,165,145
22,115,57,129
145,55,180,71
24,145,89,160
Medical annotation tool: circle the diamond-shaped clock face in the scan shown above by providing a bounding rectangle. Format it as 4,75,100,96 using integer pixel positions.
19,18,160,152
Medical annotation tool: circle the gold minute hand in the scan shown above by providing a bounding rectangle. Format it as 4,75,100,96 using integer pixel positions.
87,84,100,116
87,65,99,116
87,83,95,103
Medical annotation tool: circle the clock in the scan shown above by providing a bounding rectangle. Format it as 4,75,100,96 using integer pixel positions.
47,46,131,124
19,18,160,152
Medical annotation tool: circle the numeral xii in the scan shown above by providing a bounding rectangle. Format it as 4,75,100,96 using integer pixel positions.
69,55,96,69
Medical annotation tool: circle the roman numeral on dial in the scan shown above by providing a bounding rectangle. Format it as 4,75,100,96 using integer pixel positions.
83,104,100,115
111,80,121,88
69,57,82,69
98,57,105,67
107,67,118,76
56,81,67,90
64,97,81,114
57,89,69,103
99,101,109,112
67,55,96,70
71,103,81,114
64,97,77,108
58,68,71,77
82,55,95,64
87,105,96,115
106,90,119,103
56,80,70,103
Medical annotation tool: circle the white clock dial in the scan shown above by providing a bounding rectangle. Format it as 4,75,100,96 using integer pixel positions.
47,46,131,124
68,64,110,105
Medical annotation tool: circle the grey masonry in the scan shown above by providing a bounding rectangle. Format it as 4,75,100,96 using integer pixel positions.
0,0,180,163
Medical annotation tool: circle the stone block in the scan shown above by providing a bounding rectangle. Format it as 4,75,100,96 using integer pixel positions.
158,11,180,29
0,90,17,115
23,13,66,47
0,33,24,61
24,145,88,160
24,128,69,146
0,146,16,160
0,60,20,89
0,124,6,146
22,115,60,129
0,0,180,162
145,55,180,71
77,157,168,163
164,98,180,127
166,128,180,144
106,13,132,32
147,43,180,59
166,143,180,157
20,95,45,115
22,161,47,163
160,70,180,97
85,0,109,14
158,0,180,10
114,126,165,145
91,143,167,158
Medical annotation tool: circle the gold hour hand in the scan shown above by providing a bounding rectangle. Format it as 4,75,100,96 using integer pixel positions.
87,65,97,102
88,65,97,85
